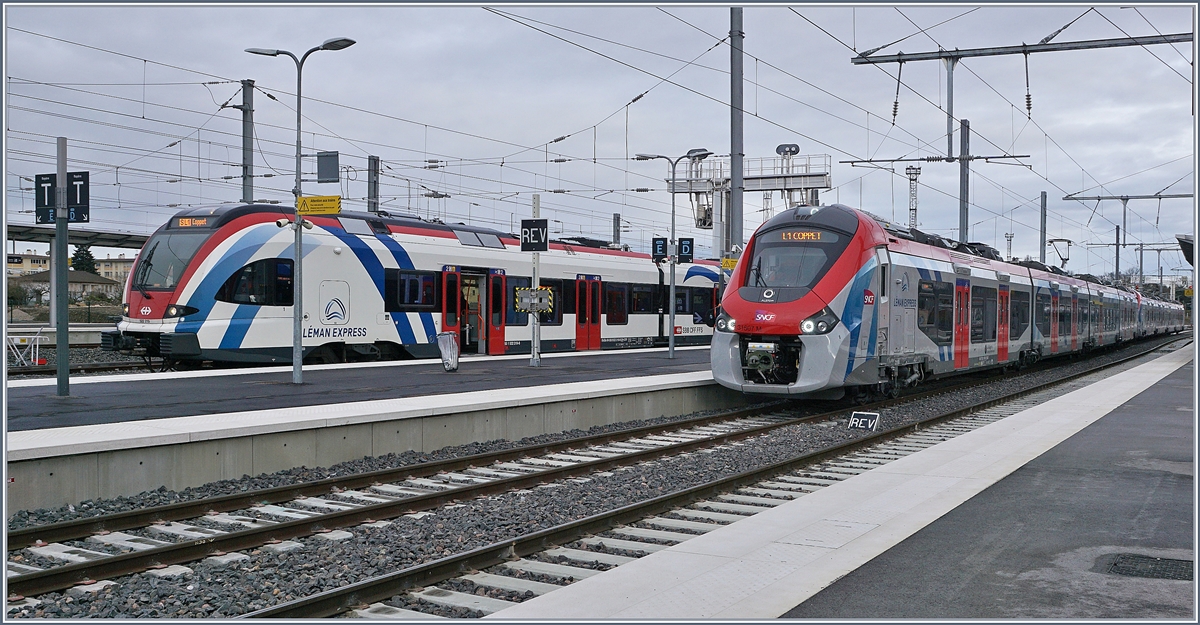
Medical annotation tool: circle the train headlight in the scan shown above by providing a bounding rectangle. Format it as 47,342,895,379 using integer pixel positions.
164,304,199,318
122,303,129,316
800,307,839,335
715,311,737,332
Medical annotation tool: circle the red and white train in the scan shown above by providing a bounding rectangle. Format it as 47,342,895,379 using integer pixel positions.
102,203,722,365
710,203,1187,398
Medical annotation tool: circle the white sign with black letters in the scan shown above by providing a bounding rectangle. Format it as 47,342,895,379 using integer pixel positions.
847,411,880,431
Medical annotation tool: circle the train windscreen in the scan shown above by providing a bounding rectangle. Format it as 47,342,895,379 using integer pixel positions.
131,231,210,290
744,228,851,290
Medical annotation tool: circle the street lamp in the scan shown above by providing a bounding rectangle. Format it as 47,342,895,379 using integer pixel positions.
635,148,712,359
247,37,355,384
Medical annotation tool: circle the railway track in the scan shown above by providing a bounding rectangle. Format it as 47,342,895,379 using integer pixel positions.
4,333,1189,617
6,361,153,377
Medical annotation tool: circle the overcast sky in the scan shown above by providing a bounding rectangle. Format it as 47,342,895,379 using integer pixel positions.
4,3,1196,279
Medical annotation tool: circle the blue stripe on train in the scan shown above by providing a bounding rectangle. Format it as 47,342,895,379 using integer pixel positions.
323,228,418,345
175,226,281,337
374,232,437,342
842,257,878,381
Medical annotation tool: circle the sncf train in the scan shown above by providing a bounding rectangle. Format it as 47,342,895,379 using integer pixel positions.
102,203,722,365
711,204,1186,398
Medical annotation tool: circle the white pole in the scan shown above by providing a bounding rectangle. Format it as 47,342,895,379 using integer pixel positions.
531,194,541,367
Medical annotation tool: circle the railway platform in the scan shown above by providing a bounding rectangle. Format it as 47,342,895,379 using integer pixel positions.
487,345,1195,619
6,346,744,512
6,346,711,432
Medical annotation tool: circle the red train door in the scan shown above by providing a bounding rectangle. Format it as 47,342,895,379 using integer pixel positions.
442,267,461,339
1049,292,1059,354
487,272,506,355
997,285,1010,362
575,276,602,350
954,279,970,369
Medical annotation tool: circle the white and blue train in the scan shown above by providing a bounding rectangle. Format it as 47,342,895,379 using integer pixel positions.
103,203,723,364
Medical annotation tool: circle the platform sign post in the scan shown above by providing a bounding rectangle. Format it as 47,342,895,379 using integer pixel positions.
524,196,547,367
53,138,70,396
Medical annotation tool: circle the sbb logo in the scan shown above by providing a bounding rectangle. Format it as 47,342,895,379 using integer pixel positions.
754,310,776,322
863,290,875,305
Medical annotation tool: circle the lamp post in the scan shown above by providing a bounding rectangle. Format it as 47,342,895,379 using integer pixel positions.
247,37,355,384
635,148,712,359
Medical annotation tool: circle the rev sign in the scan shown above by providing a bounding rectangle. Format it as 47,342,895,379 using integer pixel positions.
521,219,548,252
34,172,90,224
847,411,880,431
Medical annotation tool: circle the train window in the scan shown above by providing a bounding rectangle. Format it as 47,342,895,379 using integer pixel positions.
476,233,506,249
491,277,504,326
1035,293,1051,338
445,273,459,327
1057,297,1070,338
591,281,601,322
384,269,439,312
690,288,715,326
216,258,294,306
557,278,575,316
507,277,531,326
453,230,483,247
631,284,657,313
674,288,690,314
368,220,390,235
971,286,997,343
917,280,953,346
132,231,210,290
1010,290,1030,339
577,281,588,324
340,218,374,236
745,227,851,290
538,278,563,325
605,283,629,325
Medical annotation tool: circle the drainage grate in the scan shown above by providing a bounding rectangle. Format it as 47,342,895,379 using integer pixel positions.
1108,554,1193,581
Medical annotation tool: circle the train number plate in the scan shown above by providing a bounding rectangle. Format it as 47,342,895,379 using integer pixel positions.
746,342,777,352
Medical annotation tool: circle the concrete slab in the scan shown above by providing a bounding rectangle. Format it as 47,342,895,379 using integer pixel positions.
412,588,518,614
544,547,636,566
204,552,250,567
65,580,119,596
28,543,111,563
461,572,562,595
145,564,192,578
87,531,172,551
351,603,445,619
501,559,601,580
576,536,669,554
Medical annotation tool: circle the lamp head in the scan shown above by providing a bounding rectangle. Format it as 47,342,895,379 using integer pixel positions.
245,48,280,56
321,37,356,51
686,148,713,161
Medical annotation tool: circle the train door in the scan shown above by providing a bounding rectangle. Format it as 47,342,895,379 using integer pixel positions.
1049,291,1059,354
487,271,506,355
953,279,970,369
997,285,1010,362
442,267,460,341
1070,293,1079,351
575,275,602,350
460,273,485,354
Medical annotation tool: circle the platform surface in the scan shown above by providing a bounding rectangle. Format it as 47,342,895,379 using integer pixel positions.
5,346,709,431
487,345,1195,620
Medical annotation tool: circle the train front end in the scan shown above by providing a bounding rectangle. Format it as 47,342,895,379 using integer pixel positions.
711,204,886,397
